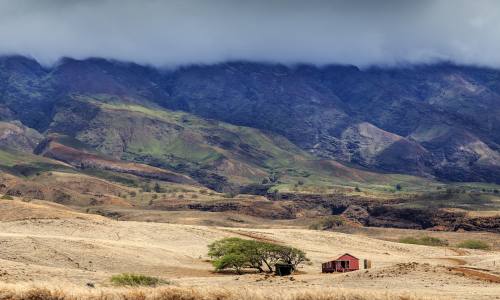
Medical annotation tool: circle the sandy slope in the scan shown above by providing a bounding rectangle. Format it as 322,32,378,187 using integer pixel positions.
0,199,105,222
0,200,499,299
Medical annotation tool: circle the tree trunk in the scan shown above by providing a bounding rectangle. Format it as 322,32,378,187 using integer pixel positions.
262,260,274,272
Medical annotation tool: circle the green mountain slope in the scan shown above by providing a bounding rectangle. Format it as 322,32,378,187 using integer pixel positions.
42,94,435,192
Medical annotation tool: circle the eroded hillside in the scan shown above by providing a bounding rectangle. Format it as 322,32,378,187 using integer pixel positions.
1,56,500,183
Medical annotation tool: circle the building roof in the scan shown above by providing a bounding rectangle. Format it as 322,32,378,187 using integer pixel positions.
322,253,359,263
335,253,358,260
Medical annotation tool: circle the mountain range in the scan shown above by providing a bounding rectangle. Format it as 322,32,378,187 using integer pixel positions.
1,55,499,192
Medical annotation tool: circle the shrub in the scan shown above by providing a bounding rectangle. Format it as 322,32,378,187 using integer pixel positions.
271,190,281,200
208,237,309,274
399,236,448,246
1,195,14,200
110,273,165,286
153,183,164,193
142,184,151,192
223,191,238,198
309,216,345,230
456,240,490,250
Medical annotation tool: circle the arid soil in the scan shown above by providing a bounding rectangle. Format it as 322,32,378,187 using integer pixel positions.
0,199,499,299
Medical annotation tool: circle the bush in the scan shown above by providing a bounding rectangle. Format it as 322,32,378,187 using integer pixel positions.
223,191,238,198
142,184,151,192
110,273,166,286
1,194,14,200
456,240,490,250
309,216,345,230
153,183,164,193
398,236,448,246
208,237,309,274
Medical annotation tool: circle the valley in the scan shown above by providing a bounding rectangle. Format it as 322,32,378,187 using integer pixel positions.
2,1,500,299
0,56,499,299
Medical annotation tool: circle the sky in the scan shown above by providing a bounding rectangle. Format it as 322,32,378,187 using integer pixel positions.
0,0,499,68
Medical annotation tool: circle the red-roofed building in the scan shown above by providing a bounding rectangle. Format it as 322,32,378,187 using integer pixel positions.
322,253,359,273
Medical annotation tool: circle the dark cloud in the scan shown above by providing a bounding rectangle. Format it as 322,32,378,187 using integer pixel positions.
0,0,499,67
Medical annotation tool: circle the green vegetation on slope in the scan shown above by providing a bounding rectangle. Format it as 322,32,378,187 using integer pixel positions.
398,236,449,246
61,95,444,194
309,216,346,230
110,273,166,286
0,148,71,177
456,240,490,250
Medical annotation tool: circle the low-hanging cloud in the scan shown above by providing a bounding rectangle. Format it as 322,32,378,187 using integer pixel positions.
1,0,500,68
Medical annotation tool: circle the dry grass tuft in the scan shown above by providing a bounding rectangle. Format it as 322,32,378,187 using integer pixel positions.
0,285,430,300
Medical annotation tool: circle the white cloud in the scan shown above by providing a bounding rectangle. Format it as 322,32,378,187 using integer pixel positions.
1,0,499,68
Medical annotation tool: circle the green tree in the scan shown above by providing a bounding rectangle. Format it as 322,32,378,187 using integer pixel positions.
212,253,248,274
207,238,309,274
208,238,260,273
273,246,308,269
257,242,282,272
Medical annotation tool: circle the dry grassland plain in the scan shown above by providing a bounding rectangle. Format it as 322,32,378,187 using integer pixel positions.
0,199,499,300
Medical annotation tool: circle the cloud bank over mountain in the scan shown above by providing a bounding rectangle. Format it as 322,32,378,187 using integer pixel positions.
1,0,499,68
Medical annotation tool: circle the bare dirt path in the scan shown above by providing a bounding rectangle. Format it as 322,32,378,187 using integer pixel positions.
450,267,500,283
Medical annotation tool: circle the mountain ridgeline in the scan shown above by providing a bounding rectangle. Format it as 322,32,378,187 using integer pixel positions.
1,55,499,189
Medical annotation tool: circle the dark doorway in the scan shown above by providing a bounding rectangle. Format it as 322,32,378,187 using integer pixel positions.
275,263,293,276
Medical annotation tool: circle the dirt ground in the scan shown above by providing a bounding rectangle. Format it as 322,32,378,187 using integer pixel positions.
0,199,499,299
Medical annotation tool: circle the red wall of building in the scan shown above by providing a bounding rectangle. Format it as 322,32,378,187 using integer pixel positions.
336,254,359,270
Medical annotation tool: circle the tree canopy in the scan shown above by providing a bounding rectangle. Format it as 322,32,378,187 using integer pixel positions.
207,237,309,274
